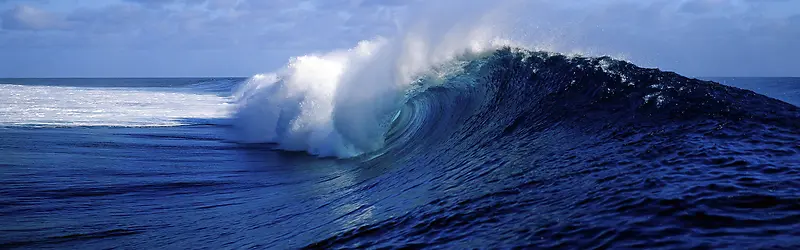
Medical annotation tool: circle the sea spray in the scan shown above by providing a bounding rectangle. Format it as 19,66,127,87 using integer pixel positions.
232,1,518,157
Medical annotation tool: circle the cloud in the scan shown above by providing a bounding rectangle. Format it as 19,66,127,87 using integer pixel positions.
205,0,238,10
0,0,798,77
1,5,68,30
359,0,411,7
122,0,177,6
121,0,206,9
680,0,725,14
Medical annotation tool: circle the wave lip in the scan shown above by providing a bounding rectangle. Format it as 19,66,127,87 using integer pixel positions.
231,35,514,158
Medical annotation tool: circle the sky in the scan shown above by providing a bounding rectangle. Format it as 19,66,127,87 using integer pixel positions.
0,0,798,77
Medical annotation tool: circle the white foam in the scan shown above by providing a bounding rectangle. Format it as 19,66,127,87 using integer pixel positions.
0,84,233,127
231,1,522,158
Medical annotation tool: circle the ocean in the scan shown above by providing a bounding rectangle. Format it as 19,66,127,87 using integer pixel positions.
1,49,799,249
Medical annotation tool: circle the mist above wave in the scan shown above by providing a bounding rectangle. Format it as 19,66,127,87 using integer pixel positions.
231,1,521,158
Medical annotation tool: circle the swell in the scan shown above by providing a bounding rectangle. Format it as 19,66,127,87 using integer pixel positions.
361,47,800,161
234,45,799,160
305,48,800,249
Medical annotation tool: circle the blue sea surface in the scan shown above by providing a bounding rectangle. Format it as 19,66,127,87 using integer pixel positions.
1,52,799,249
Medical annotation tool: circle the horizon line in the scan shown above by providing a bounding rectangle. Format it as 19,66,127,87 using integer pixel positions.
0,76,251,79
2,76,800,79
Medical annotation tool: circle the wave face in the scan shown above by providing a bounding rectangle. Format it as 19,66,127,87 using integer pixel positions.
232,44,800,248
296,48,800,249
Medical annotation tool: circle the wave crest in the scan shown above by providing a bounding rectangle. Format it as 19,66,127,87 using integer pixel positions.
232,19,515,157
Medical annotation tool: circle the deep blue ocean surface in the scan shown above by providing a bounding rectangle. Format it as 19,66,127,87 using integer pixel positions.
1,50,799,249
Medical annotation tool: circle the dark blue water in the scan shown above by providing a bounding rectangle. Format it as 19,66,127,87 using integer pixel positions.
1,50,799,249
